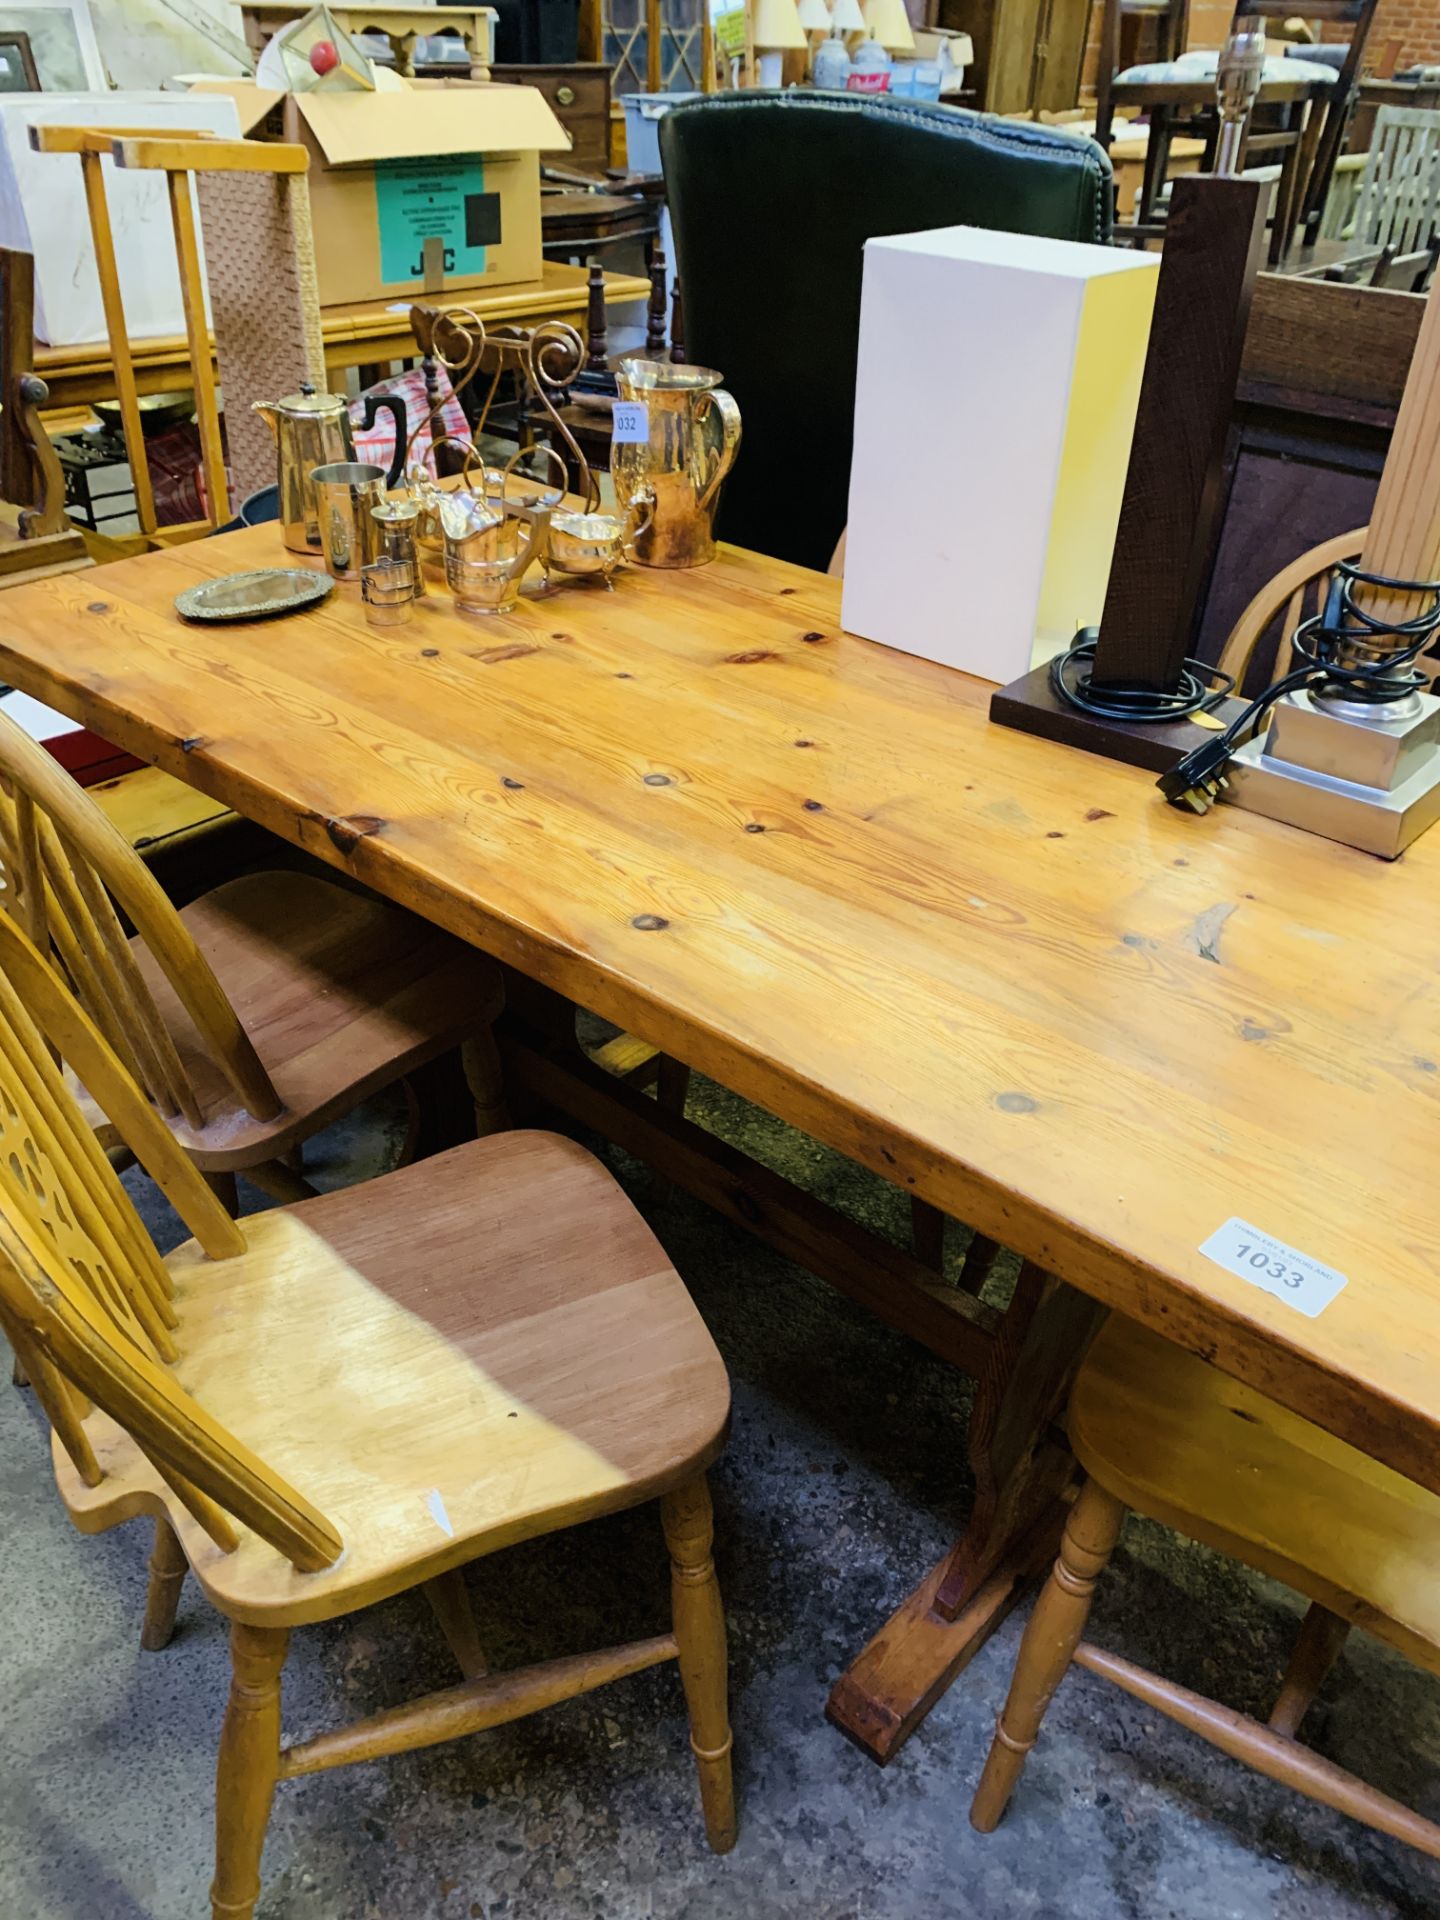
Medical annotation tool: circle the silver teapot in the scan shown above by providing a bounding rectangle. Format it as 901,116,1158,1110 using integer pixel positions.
253,382,407,555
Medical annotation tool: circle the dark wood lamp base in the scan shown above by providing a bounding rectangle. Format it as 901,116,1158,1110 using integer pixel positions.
989,661,1248,774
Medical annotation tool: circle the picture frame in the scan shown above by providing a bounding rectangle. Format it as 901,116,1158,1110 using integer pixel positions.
0,2,107,93
0,30,39,91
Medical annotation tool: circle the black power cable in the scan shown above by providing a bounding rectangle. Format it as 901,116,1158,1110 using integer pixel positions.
1158,560,1440,813
1050,626,1235,722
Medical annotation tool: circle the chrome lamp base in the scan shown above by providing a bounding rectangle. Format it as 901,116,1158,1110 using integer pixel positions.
1225,687,1440,859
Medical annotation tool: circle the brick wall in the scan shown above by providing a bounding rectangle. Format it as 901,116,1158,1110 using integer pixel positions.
1356,0,1440,67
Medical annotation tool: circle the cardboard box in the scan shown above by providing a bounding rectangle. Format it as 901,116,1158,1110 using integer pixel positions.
0,91,244,346
196,79,568,306
912,29,972,92
841,225,1158,685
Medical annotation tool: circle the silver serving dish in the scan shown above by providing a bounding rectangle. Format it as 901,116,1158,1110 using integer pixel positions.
550,509,627,580
175,569,334,624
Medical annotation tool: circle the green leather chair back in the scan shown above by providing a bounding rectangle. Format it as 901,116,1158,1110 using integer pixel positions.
660,93,1113,571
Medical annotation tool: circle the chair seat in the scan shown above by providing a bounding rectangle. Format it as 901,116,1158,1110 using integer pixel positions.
1070,1317,1440,1676
55,1129,731,1625
132,868,505,1167
1114,54,1337,87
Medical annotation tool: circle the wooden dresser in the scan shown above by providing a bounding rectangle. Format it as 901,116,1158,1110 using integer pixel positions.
492,62,611,176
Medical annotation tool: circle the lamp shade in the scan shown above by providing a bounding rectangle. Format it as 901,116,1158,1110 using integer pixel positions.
863,0,915,51
753,0,809,49
797,0,831,28
830,0,866,29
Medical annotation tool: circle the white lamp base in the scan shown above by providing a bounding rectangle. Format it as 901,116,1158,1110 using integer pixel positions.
757,50,785,85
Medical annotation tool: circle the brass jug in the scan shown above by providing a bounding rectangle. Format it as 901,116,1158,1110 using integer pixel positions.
611,359,741,568
252,383,407,555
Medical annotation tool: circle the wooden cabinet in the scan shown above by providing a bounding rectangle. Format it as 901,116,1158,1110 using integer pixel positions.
940,0,1090,116
236,4,495,79
492,62,611,175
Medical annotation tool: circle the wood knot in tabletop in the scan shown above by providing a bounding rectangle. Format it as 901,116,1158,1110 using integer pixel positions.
467,644,539,665
324,814,386,855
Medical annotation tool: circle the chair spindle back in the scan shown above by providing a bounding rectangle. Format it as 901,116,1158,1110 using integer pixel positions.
1216,527,1368,694
0,709,281,1128
0,907,342,1571
1352,108,1440,262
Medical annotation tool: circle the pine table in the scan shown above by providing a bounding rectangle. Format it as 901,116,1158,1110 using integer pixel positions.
4,522,1439,1763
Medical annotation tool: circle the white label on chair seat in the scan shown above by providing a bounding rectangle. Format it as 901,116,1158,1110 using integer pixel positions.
427,1489,455,1537
611,402,650,444
1199,1218,1348,1318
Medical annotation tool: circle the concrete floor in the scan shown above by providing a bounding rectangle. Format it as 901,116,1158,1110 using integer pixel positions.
3,1067,1440,1920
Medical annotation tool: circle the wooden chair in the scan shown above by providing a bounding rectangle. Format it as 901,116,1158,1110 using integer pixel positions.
1290,1,1386,246
113,133,327,519
28,128,324,540
1215,525,1367,695
1096,0,1378,256
0,706,506,1210
970,1310,1440,1859
1093,0,1190,155
1300,235,1440,290
1345,106,1440,291
0,907,735,1920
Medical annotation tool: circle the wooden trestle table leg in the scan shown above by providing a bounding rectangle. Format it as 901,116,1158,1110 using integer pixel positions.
825,1268,1107,1764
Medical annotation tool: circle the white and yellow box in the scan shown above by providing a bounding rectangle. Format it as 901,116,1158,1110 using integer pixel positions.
841,225,1159,684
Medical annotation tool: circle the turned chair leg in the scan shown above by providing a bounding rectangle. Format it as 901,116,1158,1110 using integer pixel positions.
461,1031,511,1139
1268,1602,1351,1739
660,1476,737,1854
211,1622,289,1920
423,1567,489,1679
971,1477,1126,1833
203,1170,239,1218
140,1515,189,1651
